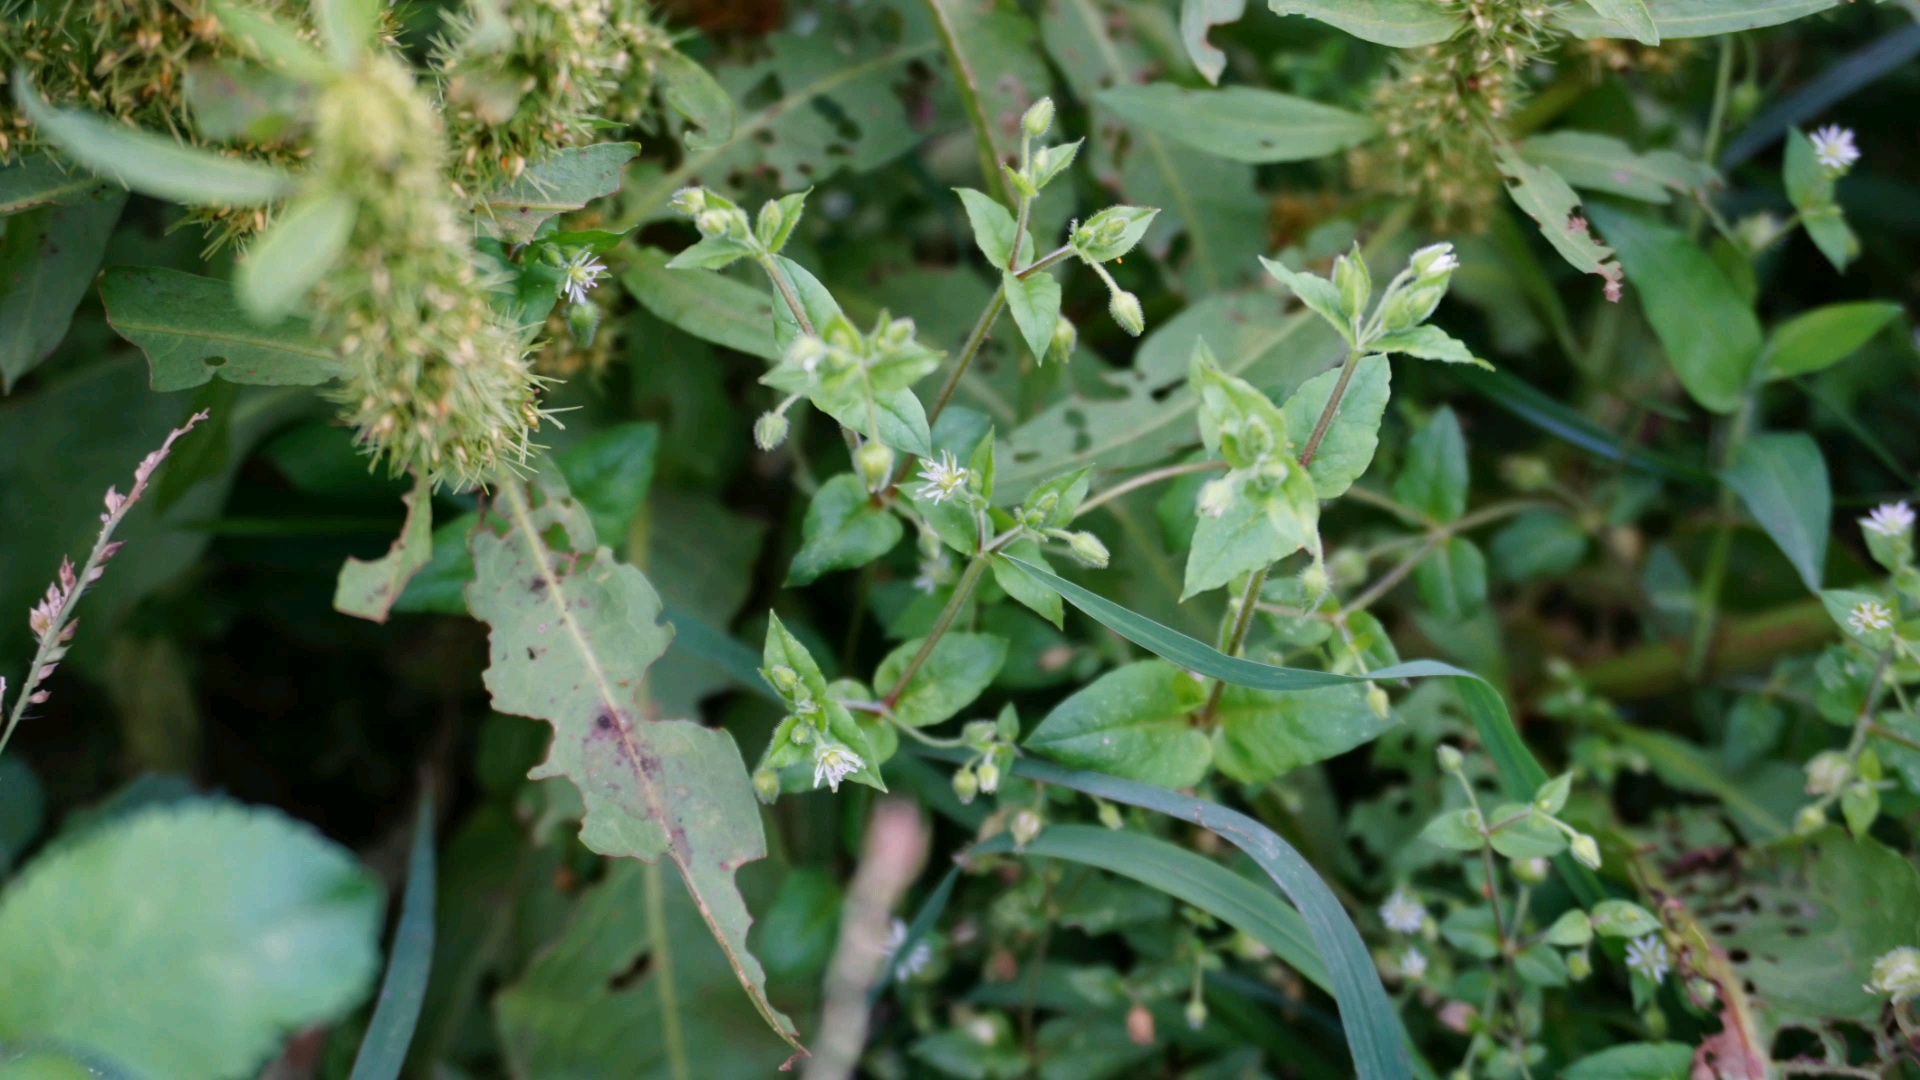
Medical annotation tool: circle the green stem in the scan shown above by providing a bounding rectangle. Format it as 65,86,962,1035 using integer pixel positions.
1480,843,1509,954
645,862,691,1080
1074,460,1227,520
1198,565,1270,724
882,553,990,710
760,255,815,338
1299,347,1364,467
1687,397,1754,679
929,286,1006,426
1690,37,1736,240
922,0,1010,206
1017,246,1073,279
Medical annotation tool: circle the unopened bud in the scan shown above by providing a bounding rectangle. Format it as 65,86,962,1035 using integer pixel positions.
695,208,732,237
786,334,828,373
974,759,1001,793
767,665,800,694
756,201,784,247
669,186,708,216
1010,807,1043,850
1097,800,1123,830
1410,241,1458,279
1567,948,1592,980
1300,560,1331,602
1334,247,1371,320
1502,455,1554,493
753,768,780,803
1795,803,1828,835
953,765,980,804
1046,315,1076,363
1068,531,1110,568
1184,997,1208,1031
1021,97,1055,138
1511,856,1549,884
754,410,790,451
1196,477,1233,519
1805,749,1852,796
566,300,599,348
1366,683,1391,720
1108,289,1144,336
1437,744,1464,773
1569,832,1601,870
856,440,895,492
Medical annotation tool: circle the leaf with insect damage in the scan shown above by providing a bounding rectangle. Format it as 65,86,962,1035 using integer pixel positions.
464,460,803,1057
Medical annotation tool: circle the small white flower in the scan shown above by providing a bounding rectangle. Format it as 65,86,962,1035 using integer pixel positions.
1399,947,1429,980
1811,125,1861,173
915,451,970,504
1625,934,1669,985
1805,750,1853,797
1867,946,1920,1002
886,918,933,981
1379,889,1426,935
560,250,607,306
811,741,864,792
1863,501,1915,538
1848,599,1894,635
913,551,952,594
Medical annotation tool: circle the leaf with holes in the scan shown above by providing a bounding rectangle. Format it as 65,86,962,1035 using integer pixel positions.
101,267,342,392
464,460,802,1055
334,472,434,624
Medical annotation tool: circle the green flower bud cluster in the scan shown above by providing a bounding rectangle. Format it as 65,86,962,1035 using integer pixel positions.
750,616,884,803
306,56,546,489
1000,97,1080,200
1068,204,1157,337
667,186,810,269
1349,0,1557,227
950,707,1021,805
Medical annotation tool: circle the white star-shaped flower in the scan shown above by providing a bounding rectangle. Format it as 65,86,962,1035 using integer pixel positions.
1379,889,1426,935
560,250,607,306
1863,501,1914,537
916,451,970,504
1625,934,1669,984
811,741,864,792
886,918,933,981
1868,946,1920,1002
1399,947,1428,980
1849,599,1894,635
1811,125,1860,173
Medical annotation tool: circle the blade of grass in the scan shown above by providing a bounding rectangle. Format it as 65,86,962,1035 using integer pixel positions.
867,865,958,1007
347,785,436,1080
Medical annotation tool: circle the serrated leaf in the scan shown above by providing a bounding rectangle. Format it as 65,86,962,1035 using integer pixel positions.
99,266,341,392
1265,0,1462,45
14,77,293,206
0,800,382,1080
1279,353,1389,498
0,190,125,391
787,473,904,585
874,633,1008,728
621,247,778,360
1001,270,1060,362
1587,203,1760,414
1722,433,1829,593
1026,660,1212,787
482,143,638,243
334,472,434,624
464,461,802,1054
1097,84,1376,164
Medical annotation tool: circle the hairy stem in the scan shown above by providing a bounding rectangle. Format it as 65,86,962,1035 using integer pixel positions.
761,255,816,338
1299,347,1364,467
928,286,1006,426
1198,565,1270,724
1074,460,1228,520
882,552,990,710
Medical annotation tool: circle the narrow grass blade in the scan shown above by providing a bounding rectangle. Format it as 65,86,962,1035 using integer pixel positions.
347,787,436,1080
868,865,957,1007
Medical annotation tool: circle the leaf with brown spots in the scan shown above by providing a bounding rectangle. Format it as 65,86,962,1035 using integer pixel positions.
464,460,804,1056
333,471,433,624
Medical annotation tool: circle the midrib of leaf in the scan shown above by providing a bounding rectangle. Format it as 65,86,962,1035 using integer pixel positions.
497,481,805,1055
626,38,943,224
1062,0,1221,291
109,317,337,362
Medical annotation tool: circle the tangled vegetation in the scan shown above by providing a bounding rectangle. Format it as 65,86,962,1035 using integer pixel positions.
2,0,1918,1079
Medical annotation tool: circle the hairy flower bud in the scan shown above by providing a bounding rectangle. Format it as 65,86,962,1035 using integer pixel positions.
975,759,1001,794
1870,947,1920,1002
1366,683,1391,720
1021,97,1055,138
1437,744,1464,773
1184,997,1208,1031
1196,478,1234,519
1805,750,1852,796
1567,948,1592,981
1795,803,1829,834
1068,531,1110,569
1109,289,1145,336
1010,808,1044,850
952,765,980,804
566,300,600,348
1098,800,1124,830
856,440,896,492
1569,833,1602,870
670,187,709,217
753,768,780,803
1046,315,1077,364
1334,246,1371,321
695,208,732,237
754,411,790,451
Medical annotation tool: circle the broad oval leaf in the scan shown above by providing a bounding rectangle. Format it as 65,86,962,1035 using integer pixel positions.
1097,84,1377,163
100,266,341,392
1519,132,1712,204
1556,0,1840,40
1026,660,1213,788
481,143,639,243
1760,301,1901,381
1588,899,1661,938
1721,432,1830,593
874,632,1008,728
1562,1043,1695,1080
1394,406,1468,523
1280,351,1389,499
787,473,905,585
621,246,778,360
1212,683,1394,784
656,46,737,152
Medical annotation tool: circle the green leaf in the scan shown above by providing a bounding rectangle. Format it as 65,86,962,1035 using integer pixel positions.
874,632,1008,728
0,757,44,872
1721,432,1829,593
1419,808,1485,851
1280,354,1389,498
926,0,1053,206
1096,84,1376,164
1581,0,1659,43
990,541,1064,629
1761,301,1900,381
482,143,639,244
0,153,111,214
1002,270,1061,362
1414,537,1488,622
1258,257,1350,341
13,77,293,206
1394,406,1468,523
555,422,659,545
1518,132,1710,204
334,472,434,624
1588,899,1661,938
1182,468,1316,598
346,790,436,1080
1264,0,1462,46
787,473,904,585
0,1052,95,1080
465,462,802,1053
1556,0,1841,39
315,0,378,65
1485,805,1567,859
0,191,126,391
621,247,778,360
0,800,383,1080
1545,909,1593,946
1453,365,1711,485
656,47,737,152
1371,325,1489,368
1489,512,1588,583
1181,0,1247,84
1212,683,1394,784
100,266,340,392
1562,1043,1695,1080
1494,148,1623,285
955,188,1029,270
1586,204,1761,414
974,824,1329,990
1026,660,1212,787
767,256,843,355
1801,204,1860,274
1783,127,1834,211
235,190,356,320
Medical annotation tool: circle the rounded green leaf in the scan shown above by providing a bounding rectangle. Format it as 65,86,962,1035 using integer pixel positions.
1026,660,1212,787
1588,899,1661,938
874,632,1008,728
1418,808,1484,851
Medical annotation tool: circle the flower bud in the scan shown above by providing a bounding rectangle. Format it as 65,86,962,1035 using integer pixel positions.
1334,247,1371,321
1501,455,1554,492
767,665,800,694
754,410,790,451
976,759,1001,793
1366,683,1391,720
856,440,895,492
1511,856,1549,884
1300,560,1331,603
1569,832,1602,870
1378,281,1446,332
1567,948,1592,981
1196,478,1233,519
695,208,732,238
1097,800,1123,830
1010,807,1043,850
1795,803,1828,835
1108,289,1145,336
566,300,600,348
1437,744,1464,773
1046,315,1076,364
753,768,780,803
1125,1003,1155,1046
1410,241,1458,279
1805,750,1852,796
1869,946,1920,1002
756,200,785,248
669,186,709,216
952,765,980,804
785,334,828,373
1184,997,1208,1031
1021,97,1055,138
1068,531,1110,568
